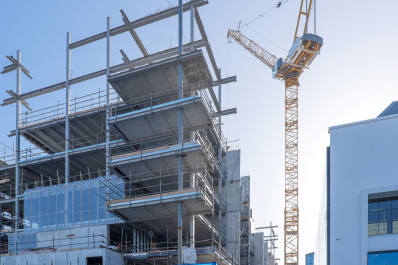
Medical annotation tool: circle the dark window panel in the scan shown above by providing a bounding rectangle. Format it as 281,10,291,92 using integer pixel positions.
369,201,379,211
379,200,392,210
368,210,378,223
392,199,398,209
393,209,398,221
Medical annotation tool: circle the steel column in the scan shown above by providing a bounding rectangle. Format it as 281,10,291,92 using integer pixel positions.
65,33,71,229
190,6,195,50
15,50,21,235
189,4,196,249
217,68,223,248
177,0,184,263
106,17,111,177
65,32,71,183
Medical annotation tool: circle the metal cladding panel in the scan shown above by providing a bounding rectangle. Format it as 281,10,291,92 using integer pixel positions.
288,37,301,60
378,101,398,117
272,58,283,79
302,33,324,47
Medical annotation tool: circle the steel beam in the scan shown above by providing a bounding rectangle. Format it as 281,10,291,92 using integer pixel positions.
69,0,208,49
193,8,222,112
1,40,206,107
213,76,236,86
5,56,32,79
120,10,148,57
194,8,220,81
212,108,237,118
120,50,130,64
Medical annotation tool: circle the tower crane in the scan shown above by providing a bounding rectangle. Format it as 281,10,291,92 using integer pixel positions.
228,1,323,265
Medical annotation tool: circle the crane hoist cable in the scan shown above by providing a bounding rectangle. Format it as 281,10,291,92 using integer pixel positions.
232,0,289,30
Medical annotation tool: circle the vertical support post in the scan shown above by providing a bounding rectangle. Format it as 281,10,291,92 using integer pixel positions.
65,32,71,183
15,50,22,235
106,17,111,177
177,0,184,263
189,4,196,249
217,68,223,248
65,33,71,229
190,6,195,49
189,172,195,248
133,228,136,253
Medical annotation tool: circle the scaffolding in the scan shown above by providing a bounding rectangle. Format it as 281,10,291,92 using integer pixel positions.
0,1,245,265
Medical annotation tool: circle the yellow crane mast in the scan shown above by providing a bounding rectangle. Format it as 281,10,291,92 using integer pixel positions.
228,1,323,264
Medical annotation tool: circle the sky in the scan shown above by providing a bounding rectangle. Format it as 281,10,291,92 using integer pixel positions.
1,0,398,263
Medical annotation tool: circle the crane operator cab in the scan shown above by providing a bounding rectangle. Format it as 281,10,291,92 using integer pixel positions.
272,33,323,80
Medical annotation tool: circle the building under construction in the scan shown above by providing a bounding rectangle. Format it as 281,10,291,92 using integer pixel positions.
0,1,277,264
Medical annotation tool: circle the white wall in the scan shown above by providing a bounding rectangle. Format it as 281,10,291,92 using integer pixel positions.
314,161,328,265
0,248,124,265
224,150,242,263
329,114,398,265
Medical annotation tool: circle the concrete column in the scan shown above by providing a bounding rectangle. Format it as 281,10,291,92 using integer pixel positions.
15,50,21,235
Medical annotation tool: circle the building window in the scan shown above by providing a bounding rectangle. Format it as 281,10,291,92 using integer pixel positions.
368,251,398,265
368,196,398,236
306,252,314,265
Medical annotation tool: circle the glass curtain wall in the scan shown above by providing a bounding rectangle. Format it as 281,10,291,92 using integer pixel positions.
23,176,124,232
368,197,398,236
368,251,398,265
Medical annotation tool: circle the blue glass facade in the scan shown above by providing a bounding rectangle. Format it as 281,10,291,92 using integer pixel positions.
7,176,124,253
368,197,398,236
306,252,314,265
369,251,398,265
22,176,124,232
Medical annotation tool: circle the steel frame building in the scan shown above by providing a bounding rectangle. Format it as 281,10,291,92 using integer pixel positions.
0,1,276,264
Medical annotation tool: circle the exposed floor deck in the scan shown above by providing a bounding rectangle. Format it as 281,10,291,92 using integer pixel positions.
111,141,212,177
11,105,109,154
107,188,212,221
108,50,213,104
110,96,212,142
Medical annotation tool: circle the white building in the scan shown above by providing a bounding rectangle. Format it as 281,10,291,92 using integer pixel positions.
316,102,398,265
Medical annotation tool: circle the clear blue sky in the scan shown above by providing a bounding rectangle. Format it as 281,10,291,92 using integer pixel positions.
1,0,398,263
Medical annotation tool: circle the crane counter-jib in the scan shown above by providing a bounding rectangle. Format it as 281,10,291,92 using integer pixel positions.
272,33,323,80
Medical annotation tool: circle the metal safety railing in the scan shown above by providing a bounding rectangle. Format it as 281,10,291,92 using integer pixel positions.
0,141,16,166
110,130,217,164
104,163,217,204
19,88,122,127
0,131,121,166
